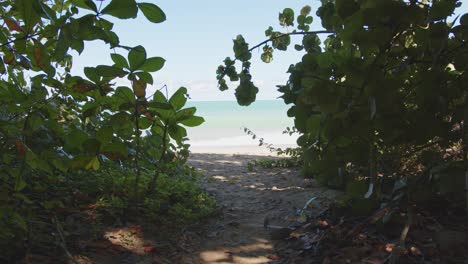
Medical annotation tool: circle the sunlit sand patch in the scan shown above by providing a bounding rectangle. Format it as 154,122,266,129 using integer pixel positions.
271,186,304,191
199,241,273,264
212,175,227,181
103,226,147,255
214,160,243,165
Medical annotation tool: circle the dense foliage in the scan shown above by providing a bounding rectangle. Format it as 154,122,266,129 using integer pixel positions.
218,0,467,211
0,0,212,261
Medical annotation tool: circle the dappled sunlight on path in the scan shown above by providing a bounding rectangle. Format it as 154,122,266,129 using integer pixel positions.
184,153,339,264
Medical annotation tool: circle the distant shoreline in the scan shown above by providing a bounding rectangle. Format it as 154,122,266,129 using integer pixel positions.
190,144,297,156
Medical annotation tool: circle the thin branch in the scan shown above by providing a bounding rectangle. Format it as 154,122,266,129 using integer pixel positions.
248,30,334,53
53,216,79,264
0,32,41,48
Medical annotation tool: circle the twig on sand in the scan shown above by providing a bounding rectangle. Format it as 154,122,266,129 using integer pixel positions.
52,215,79,264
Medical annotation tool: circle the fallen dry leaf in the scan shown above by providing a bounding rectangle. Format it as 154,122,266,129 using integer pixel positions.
267,254,280,260
144,245,156,253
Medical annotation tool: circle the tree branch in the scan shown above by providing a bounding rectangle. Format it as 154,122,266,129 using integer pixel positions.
248,30,334,53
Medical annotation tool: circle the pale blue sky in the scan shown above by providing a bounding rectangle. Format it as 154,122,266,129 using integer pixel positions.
72,0,468,101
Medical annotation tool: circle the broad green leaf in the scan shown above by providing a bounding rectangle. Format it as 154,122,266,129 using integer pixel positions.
169,87,188,111
84,67,100,82
101,142,128,159
65,129,88,150
82,101,99,117
17,0,41,32
15,178,27,192
11,213,27,231
168,124,187,142
135,71,153,84
71,0,98,12
97,126,113,143
430,0,457,21
96,65,128,78
140,57,165,72
139,117,152,129
279,8,295,27
27,114,42,132
306,115,321,133
101,0,138,19
180,116,205,127
175,107,196,121
114,86,135,103
111,53,129,69
147,101,172,109
128,45,147,71
460,13,468,26
138,3,166,23
300,5,312,16
233,35,251,61
85,156,100,170
153,90,168,103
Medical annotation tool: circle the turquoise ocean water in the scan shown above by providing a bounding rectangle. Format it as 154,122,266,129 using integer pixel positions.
185,100,298,151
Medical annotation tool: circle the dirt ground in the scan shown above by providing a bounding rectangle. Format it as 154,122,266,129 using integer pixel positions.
72,153,339,264
178,153,340,264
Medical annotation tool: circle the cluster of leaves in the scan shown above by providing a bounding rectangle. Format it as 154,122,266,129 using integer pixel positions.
0,0,207,261
218,0,467,212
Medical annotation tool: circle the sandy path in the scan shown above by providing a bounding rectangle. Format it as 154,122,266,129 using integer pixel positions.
182,153,339,264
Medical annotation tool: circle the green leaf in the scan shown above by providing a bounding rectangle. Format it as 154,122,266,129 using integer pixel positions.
153,90,167,103
71,0,98,12
27,114,42,132
101,142,128,159
306,115,321,133
135,71,153,84
235,73,258,106
169,87,188,111
168,124,187,142
430,0,457,21
101,0,138,19
460,13,468,26
147,101,172,109
138,2,166,23
11,212,27,231
128,45,147,71
114,86,136,103
85,156,100,170
66,129,88,150
180,116,204,127
84,67,100,82
97,126,113,143
175,107,196,121
140,57,165,72
96,65,128,77
279,8,295,27
233,35,251,61
17,0,41,32
15,178,27,192
81,101,99,117
300,5,312,16
111,53,129,69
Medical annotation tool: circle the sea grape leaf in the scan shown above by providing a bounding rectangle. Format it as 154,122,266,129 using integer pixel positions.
111,53,129,69
138,3,166,23
128,45,147,71
169,87,188,111
233,35,251,61
139,57,165,72
101,0,138,19
71,0,98,12
180,116,205,127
